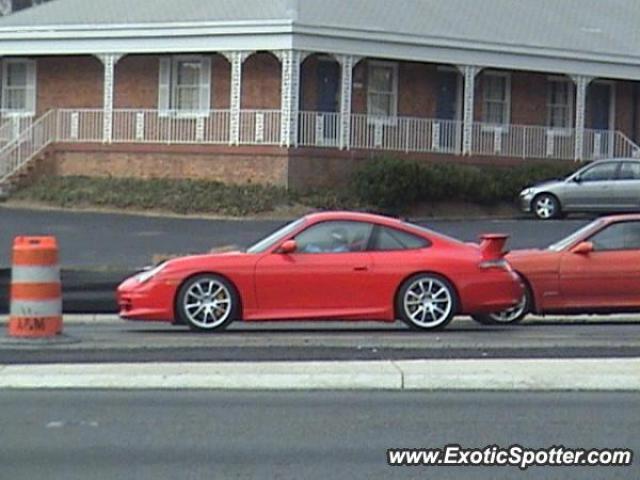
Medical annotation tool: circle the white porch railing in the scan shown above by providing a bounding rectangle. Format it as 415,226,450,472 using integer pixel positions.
299,111,340,148
0,110,57,184
472,123,577,160
238,110,281,145
4,108,640,187
350,114,462,153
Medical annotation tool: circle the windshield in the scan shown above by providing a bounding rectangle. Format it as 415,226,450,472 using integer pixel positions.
246,218,305,254
547,219,604,252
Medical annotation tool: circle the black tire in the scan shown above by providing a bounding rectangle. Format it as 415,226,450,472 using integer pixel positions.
176,274,239,332
396,273,458,331
472,284,531,326
532,193,562,220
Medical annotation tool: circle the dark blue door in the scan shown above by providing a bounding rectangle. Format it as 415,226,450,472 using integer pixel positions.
317,61,340,141
436,71,458,120
317,61,340,112
436,71,459,150
590,83,611,130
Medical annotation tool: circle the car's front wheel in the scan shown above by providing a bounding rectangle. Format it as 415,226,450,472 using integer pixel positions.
176,274,238,332
397,273,458,331
532,193,561,220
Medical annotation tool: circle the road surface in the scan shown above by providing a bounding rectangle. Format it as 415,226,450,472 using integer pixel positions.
0,390,636,480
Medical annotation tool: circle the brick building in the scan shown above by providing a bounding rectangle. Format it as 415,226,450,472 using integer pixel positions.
1,0,640,190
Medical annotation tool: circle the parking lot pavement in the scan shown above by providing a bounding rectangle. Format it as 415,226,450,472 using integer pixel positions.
0,206,590,267
0,316,639,364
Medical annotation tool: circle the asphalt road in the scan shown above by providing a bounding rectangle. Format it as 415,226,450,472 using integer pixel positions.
0,206,591,267
0,390,636,480
1,318,638,363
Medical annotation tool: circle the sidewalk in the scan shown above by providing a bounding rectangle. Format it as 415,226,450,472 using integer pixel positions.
0,358,638,391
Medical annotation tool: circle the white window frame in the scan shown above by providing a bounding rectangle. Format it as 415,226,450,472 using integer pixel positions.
1,58,36,117
158,55,211,118
546,76,574,136
366,60,398,125
481,71,511,130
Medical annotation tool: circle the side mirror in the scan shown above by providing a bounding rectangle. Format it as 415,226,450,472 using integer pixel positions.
572,175,582,183
278,240,297,254
571,241,594,255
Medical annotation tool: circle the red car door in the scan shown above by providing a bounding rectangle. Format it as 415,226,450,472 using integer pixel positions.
253,221,382,318
559,221,640,309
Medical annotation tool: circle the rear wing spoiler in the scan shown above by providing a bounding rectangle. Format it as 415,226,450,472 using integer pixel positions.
479,234,510,260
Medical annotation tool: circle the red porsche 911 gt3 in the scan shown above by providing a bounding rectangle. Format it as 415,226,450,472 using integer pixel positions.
474,214,640,325
117,211,523,331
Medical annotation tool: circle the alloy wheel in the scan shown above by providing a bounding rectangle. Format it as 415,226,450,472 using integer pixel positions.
182,277,233,330
402,276,454,329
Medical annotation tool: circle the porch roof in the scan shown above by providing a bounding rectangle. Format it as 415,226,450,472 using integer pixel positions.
1,0,640,81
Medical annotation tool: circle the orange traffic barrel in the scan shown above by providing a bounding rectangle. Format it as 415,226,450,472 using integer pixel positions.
8,236,62,338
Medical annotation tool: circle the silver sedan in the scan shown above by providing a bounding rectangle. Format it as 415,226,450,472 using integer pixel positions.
520,159,640,219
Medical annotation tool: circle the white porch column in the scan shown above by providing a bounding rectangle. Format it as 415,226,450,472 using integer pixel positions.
223,51,253,146
457,65,480,155
97,53,124,143
571,74,593,161
336,54,361,150
276,50,308,147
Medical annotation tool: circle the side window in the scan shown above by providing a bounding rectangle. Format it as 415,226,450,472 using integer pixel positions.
589,222,640,251
371,226,430,251
295,221,373,254
618,162,640,180
580,163,618,182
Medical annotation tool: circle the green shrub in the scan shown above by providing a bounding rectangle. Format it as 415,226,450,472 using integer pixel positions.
353,157,576,210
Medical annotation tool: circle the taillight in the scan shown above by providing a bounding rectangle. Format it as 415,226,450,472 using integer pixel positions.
479,259,513,271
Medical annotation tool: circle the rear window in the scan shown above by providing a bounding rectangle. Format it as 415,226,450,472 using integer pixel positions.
371,226,430,251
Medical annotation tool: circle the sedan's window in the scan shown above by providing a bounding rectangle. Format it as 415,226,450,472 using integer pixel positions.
246,218,305,254
618,162,640,180
589,222,640,251
295,221,373,254
580,163,618,182
371,226,430,251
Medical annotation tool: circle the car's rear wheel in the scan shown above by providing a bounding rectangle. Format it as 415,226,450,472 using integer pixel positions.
472,286,530,325
176,274,238,332
533,193,561,220
397,273,458,331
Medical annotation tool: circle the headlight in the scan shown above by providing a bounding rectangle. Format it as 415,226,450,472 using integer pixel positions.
520,188,534,196
135,263,167,284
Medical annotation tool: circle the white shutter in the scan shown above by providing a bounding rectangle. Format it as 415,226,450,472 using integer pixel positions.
199,56,211,114
25,60,37,116
158,57,171,115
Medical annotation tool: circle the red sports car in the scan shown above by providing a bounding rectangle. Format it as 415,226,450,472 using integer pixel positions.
474,214,640,325
117,211,523,331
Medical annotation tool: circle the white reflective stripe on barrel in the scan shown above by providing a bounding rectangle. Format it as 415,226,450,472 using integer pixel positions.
10,299,62,317
11,266,61,284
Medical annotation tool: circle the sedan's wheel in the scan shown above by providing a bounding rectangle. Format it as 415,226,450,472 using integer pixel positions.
177,274,238,332
533,194,561,220
397,274,458,331
472,286,530,325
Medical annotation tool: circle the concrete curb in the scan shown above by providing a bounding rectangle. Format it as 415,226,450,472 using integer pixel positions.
0,358,637,391
2,314,640,326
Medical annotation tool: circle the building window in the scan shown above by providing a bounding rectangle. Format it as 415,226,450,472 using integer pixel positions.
1,59,36,115
158,56,211,115
547,78,573,130
367,61,398,118
482,72,510,125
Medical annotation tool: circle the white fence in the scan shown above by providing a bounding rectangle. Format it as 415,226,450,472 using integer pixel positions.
0,110,57,183
350,114,461,153
4,108,640,185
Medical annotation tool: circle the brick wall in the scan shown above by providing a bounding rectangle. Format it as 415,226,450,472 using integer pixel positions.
49,144,289,186
241,53,281,110
37,55,103,114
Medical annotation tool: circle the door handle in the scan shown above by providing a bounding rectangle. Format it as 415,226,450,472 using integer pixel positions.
354,265,369,271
